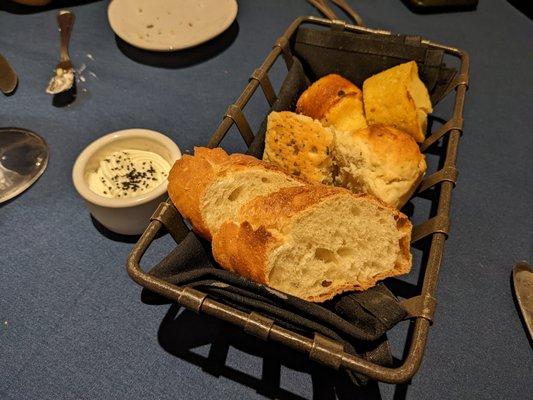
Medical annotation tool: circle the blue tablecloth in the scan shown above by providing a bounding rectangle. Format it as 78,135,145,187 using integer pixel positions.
1,1,532,399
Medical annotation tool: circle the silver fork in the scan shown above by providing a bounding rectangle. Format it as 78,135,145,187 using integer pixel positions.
46,10,76,94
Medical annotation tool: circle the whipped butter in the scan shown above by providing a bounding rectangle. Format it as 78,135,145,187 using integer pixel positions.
46,68,74,94
87,149,170,198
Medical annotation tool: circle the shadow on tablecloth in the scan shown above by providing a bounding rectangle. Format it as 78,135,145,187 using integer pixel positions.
157,304,403,400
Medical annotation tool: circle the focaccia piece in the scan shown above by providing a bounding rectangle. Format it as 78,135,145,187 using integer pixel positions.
363,61,432,143
263,111,335,185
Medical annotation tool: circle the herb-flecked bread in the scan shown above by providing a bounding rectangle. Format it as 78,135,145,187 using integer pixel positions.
263,113,426,208
263,111,335,185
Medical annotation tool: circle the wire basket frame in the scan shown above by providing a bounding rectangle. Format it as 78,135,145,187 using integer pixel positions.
127,16,469,384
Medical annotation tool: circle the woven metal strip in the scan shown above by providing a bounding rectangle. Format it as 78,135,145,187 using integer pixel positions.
455,72,469,89
401,293,437,324
224,104,255,146
418,166,458,193
425,48,444,67
150,201,189,244
309,333,344,369
412,215,450,243
178,287,207,313
250,68,277,106
273,35,293,66
244,312,275,341
421,117,463,152
404,35,421,46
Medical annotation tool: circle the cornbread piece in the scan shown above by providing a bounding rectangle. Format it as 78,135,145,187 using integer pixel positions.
213,185,412,302
296,73,368,134
334,125,427,208
168,147,305,240
263,111,335,184
363,61,432,143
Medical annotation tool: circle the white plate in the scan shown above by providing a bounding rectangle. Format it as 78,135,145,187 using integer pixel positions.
108,0,238,52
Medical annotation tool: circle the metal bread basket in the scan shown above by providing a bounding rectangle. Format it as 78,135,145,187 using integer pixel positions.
127,16,468,384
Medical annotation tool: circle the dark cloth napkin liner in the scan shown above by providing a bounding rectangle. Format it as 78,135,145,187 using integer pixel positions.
142,233,403,385
142,26,457,385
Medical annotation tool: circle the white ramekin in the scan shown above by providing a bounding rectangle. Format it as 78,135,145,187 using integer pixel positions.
72,129,181,235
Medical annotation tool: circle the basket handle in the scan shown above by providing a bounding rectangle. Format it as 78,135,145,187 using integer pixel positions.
330,0,365,26
307,0,365,26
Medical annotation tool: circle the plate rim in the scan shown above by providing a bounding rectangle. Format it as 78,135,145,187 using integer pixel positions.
107,0,238,52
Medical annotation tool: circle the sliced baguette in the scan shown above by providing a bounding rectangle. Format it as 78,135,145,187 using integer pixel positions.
212,185,412,302
168,147,305,240
263,111,335,185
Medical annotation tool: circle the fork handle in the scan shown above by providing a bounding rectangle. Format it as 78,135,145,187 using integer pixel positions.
58,10,75,63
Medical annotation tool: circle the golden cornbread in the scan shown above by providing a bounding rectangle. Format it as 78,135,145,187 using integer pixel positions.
363,61,432,143
321,94,368,135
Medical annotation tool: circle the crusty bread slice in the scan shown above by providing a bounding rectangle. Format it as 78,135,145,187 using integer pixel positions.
212,185,412,302
334,125,427,208
168,147,305,240
363,61,432,143
296,73,368,134
263,111,335,185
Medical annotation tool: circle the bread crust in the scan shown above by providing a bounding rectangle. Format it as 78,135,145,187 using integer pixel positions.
363,61,432,143
212,221,277,284
168,147,229,239
296,74,363,120
212,185,412,302
335,125,427,208
168,147,307,240
237,185,343,230
359,125,424,168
